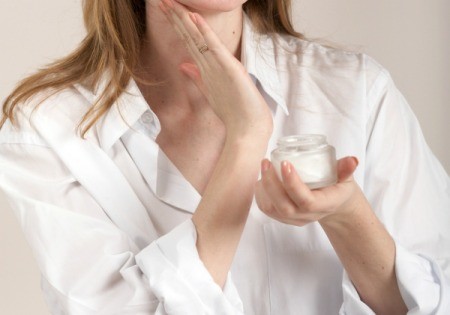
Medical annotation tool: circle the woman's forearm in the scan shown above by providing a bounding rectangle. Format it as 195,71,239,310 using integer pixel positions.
320,186,408,315
192,134,269,287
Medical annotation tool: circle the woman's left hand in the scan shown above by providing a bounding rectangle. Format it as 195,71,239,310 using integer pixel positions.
255,157,363,226
256,157,409,314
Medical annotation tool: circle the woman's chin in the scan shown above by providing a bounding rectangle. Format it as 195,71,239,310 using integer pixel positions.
175,0,247,13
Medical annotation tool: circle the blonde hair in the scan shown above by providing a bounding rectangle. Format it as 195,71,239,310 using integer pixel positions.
1,0,305,138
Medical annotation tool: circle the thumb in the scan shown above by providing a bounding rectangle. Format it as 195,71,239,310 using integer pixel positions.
337,156,359,182
179,63,206,94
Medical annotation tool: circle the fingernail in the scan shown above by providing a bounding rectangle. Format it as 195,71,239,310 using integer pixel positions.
261,160,271,173
352,156,359,167
282,161,291,175
194,13,202,25
188,12,197,24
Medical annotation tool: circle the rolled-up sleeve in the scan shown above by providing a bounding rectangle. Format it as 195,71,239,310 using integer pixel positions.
0,133,243,314
340,56,450,314
136,220,243,314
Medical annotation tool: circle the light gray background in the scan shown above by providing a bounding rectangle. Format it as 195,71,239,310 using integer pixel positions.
1,0,449,313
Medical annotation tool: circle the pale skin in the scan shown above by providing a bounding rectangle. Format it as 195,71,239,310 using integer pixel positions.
141,0,408,314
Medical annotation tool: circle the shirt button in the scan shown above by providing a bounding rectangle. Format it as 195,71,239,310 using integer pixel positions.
140,112,153,125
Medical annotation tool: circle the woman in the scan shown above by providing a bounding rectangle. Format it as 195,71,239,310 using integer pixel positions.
1,0,449,314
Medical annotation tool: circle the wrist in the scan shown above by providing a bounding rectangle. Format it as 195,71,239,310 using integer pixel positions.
226,116,273,143
319,183,369,231
225,129,271,152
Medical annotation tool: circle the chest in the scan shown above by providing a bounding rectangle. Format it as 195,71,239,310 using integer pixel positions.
155,111,226,195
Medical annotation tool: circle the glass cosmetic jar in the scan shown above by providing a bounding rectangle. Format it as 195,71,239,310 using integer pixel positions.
270,135,337,189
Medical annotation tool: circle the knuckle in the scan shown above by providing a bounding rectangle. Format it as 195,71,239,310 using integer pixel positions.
298,196,314,210
264,205,276,215
255,195,265,210
278,204,293,217
258,201,271,214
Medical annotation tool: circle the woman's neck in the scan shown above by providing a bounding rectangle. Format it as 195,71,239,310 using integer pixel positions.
138,1,244,114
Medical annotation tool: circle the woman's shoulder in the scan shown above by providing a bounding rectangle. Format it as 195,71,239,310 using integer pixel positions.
0,85,92,145
267,33,392,94
271,34,388,78
26,85,91,122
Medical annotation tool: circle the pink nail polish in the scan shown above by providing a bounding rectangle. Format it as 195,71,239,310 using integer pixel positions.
194,13,202,25
189,12,197,24
282,161,291,175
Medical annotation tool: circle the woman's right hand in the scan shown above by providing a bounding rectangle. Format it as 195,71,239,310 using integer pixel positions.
159,0,273,140
159,0,273,287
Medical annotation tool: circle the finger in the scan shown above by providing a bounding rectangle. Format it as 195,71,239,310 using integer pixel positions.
256,178,311,225
159,0,207,68
191,12,236,69
299,157,358,211
280,161,315,210
178,63,207,94
337,156,358,182
261,159,298,218
256,180,291,220
255,180,276,214
192,13,227,55
166,1,205,57
164,0,215,65
305,156,358,209
280,162,343,221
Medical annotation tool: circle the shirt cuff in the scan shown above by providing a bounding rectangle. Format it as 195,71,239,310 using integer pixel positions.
340,271,375,315
135,219,244,315
395,243,447,314
340,242,448,314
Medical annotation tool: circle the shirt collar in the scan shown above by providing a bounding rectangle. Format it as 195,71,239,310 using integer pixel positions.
75,79,152,152
76,11,288,152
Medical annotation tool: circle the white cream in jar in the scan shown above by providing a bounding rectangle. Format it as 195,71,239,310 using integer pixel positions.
270,135,337,189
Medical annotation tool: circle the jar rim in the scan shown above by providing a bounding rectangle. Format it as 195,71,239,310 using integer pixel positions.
277,134,327,150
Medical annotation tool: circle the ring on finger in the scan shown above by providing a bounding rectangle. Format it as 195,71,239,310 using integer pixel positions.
198,43,209,54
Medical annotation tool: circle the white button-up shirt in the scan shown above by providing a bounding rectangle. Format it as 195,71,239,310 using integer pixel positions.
1,13,449,315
